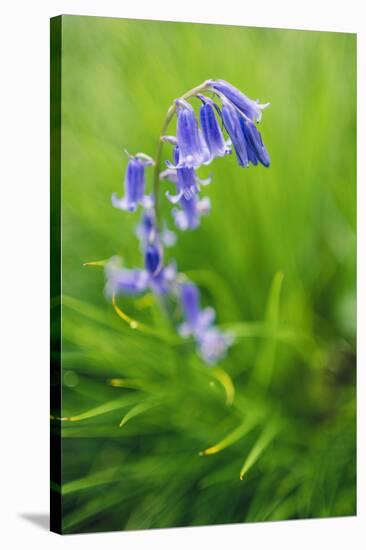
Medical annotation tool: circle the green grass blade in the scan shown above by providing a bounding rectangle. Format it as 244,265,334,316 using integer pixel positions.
199,417,257,456
251,272,284,387
119,400,159,428
60,395,139,422
265,272,284,326
62,466,121,495
239,422,279,480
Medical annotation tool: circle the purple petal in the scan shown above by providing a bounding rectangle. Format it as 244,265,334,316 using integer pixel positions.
161,135,178,146
196,307,215,333
180,282,201,329
161,226,177,247
209,79,269,123
177,167,200,199
111,192,134,212
176,99,209,168
221,100,249,167
105,259,148,297
145,242,163,276
160,168,178,184
240,119,270,167
172,193,210,231
149,262,176,295
166,189,184,204
197,327,234,365
200,99,227,158
113,155,153,212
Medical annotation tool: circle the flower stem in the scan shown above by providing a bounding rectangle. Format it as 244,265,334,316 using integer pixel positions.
153,81,211,228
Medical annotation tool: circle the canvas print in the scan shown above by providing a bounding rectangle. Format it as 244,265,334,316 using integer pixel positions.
50,15,356,534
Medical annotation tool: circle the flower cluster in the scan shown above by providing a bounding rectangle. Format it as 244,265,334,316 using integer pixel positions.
105,79,270,365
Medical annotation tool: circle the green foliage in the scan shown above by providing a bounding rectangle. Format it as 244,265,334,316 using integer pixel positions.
54,15,356,533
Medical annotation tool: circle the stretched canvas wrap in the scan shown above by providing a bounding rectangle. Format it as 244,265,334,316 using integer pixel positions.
50,15,357,534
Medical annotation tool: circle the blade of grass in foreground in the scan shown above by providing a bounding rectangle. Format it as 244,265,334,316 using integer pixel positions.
119,400,160,428
251,272,284,388
199,417,258,456
239,421,279,480
59,395,140,422
62,294,181,344
62,487,130,533
210,367,235,406
62,466,122,495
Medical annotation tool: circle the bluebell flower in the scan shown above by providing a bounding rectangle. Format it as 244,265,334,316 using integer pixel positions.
161,134,178,150
198,128,212,165
240,117,270,167
197,327,234,365
144,241,163,276
221,99,270,168
161,165,211,204
160,140,212,203
135,209,156,242
160,135,180,167
221,99,250,167
175,99,211,168
178,281,233,365
161,166,199,202
135,209,176,248
208,79,269,123
104,257,149,297
105,255,176,298
112,152,154,212
198,95,230,159
178,282,216,338
173,194,211,231
149,262,177,295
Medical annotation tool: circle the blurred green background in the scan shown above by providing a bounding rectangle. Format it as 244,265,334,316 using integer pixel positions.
55,15,356,533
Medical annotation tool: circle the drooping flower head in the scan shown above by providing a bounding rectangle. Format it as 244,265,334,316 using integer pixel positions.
144,240,163,277
198,95,230,159
148,262,177,295
172,194,210,231
179,281,233,365
240,117,270,167
221,98,270,168
175,99,211,168
112,152,154,212
104,257,148,297
208,79,269,123
160,159,211,231
161,165,201,203
197,327,234,365
136,208,176,249
221,99,250,167
179,282,215,338
160,138,211,205
105,253,176,299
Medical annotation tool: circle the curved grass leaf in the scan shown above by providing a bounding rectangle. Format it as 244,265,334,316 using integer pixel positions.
251,272,284,388
239,422,279,480
199,417,257,456
210,367,235,406
119,400,160,428
60,395,139,422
